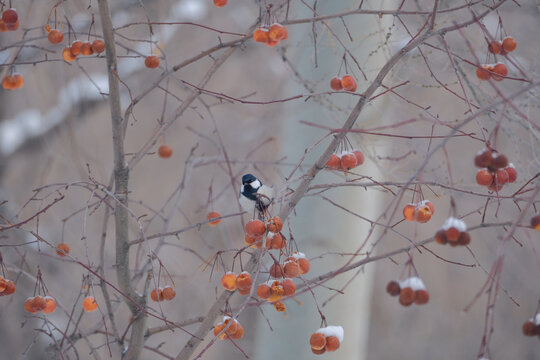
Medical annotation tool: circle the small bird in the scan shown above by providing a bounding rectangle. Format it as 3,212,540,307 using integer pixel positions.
239,173,274,215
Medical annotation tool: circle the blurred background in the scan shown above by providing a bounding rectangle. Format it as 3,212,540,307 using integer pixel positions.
0,0,539,359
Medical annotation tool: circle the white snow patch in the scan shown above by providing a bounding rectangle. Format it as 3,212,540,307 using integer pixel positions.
399,276,426,291
441,217,467,232
315,326,344,343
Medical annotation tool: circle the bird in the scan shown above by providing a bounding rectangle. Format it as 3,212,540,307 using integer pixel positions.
239,173,274,215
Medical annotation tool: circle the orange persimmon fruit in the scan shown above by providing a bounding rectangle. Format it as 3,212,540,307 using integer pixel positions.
145,55,160,69
158,145,173,158
221,272,237,291
207,211,221,226
48,29,64,44
56,242,70,257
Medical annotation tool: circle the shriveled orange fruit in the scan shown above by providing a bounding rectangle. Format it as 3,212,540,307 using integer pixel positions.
265,232,285,250
502,36,516,53
150,288,164,302
325,336,340,352
256,283,271,299
341,75,356,91
298,257,310,274
81,42,94,55
268,23,287,41
82,296,98,312
43,296,57,314
207,211,221,226
158,145,173,158
221,272,237,291
48,29,64,44
62,47,77,62
229,323,244,339
282,278,296,296
56,242,70,256
253,28,269,43
213,0,227,7
145,55,160,69
71,41,83,56
476,65,491,81
162,286,176,300
398,287,415,306
245,219,266,237
403,204,416,221
269,263,284,278
91,39,105,53
414,289,429,305
24,297,39,313
1,280,15,295
492,63,508,82
310,332,326,351
340,152,358,170
330,77,342,90
2,9,18,25
476,169,493,186
266,216,283,233
236,272,252,290
488,40,502,54
352,150,364,166
283,261,300,278
325,154,341,170
415,205,432,223
274,301,286,312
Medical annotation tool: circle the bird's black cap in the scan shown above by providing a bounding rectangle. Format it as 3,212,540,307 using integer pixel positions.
242,174,257,184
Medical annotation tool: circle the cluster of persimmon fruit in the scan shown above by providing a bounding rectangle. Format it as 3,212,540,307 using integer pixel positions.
522,314,540,339
434,217,471,247
309,326,344,355
268,252,310,279
402,200,435,223
0,276,16,297
2,73,24,90
0,8,19,31
244,216,285,249
221,271,252,295
24,295,57,314
476,36,516,81
218,214,311,313
474,148,516,191
325,150,365,171
256,278,296,312
330,75,357,92
476,63,508,82
253,23,288,47
386,277,429,306
47,28,106,61
488,36,517,56
213,316,244,340
150,285,176,302
62,39,105,62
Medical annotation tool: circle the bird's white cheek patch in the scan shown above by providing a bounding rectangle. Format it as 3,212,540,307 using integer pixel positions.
251,180,261,189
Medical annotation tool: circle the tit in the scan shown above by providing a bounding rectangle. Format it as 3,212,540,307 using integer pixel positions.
239,173,274,215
